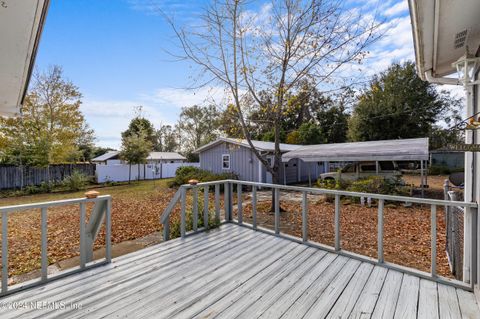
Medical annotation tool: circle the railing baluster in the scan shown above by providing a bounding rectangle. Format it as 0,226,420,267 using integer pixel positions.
215,184,220,222
378,199,384,263
275,188,280,235
203,186,209,229
41,207,48,281
431,204,437,277
252,186,257,230
79,202,86,269
228,183,233,221
192,187,198,231
334,194,341,251
105,198,112,262
180,187,186,238
302,191,308,243
224,182,229,221
2,211,8,294
237,184,243,225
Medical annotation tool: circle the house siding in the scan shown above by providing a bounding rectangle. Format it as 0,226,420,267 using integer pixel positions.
199,142,258,181
199,142,322,184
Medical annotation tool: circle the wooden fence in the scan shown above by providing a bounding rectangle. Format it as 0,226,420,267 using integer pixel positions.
0,164,96,190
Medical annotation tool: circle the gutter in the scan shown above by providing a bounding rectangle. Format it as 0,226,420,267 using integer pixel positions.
424,70,460,85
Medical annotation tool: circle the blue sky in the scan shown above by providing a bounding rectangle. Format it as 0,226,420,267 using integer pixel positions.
34,0,452,148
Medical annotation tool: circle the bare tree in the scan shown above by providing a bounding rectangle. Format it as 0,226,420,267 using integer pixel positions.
167,0,381,184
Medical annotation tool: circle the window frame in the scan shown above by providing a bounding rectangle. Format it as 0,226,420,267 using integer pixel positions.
222,154,231,170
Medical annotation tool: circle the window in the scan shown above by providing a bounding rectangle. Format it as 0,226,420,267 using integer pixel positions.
342,164,355,173
222,154,230,169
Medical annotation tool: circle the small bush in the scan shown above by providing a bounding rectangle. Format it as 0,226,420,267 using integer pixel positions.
168,166,238,188
170,208,221,239
346,176,408,196
62,170,90,191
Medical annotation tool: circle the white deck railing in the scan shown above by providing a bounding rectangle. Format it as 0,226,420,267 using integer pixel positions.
160,179,478,291
0,195,112,297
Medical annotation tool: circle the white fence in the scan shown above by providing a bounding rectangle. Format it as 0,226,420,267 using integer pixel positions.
96,163,200,183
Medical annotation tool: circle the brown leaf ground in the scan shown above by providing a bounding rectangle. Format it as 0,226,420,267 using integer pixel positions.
240,195,453,278
0,175,456,281
0,180,176,276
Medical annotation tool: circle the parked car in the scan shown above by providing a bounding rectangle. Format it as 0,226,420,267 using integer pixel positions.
319,161,401,182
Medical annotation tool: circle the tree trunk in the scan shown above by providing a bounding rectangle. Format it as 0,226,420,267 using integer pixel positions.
137,164,140,182
128,164,131,184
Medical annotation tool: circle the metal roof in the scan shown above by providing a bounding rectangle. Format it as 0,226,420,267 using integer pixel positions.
282,138,429,162
0,0,50,116
147,152,186,161
91,151,120,162
194,137,302,153
408,0,480,80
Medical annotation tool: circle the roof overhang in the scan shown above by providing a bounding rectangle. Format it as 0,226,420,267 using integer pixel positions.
408,0,480,82
282,138,429,163
0,0,50,117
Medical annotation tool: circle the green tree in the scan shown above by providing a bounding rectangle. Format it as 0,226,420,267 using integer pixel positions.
120,129,152,183
348,62,459,142
0,66,95,166
122,113,158,151
297,122,324,145
157,124,179,152
177,104,220,153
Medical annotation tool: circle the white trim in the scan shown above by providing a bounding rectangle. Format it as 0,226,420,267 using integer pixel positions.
221,154,230,170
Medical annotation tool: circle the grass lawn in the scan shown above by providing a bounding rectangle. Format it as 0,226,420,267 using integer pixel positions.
0,180,177,278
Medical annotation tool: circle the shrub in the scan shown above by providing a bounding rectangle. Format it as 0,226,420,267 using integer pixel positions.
168,166,238,188
169,208,221,239
62,170,90,191
346,176,408,196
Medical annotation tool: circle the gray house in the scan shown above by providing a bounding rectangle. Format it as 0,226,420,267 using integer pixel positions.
195,137,323,184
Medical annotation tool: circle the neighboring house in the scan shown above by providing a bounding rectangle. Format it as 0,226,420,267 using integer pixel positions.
92,151,186,165
91,151,121,165
147,152,186,164
194,137,323,184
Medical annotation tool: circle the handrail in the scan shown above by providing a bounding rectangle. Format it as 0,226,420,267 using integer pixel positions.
181,179,477,208
0,195,112,297
160,179,477,291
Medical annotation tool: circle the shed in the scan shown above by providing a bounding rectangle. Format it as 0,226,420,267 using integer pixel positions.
194,137,318,184
91,151,120,165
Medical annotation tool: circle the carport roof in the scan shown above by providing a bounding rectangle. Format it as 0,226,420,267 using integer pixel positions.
282,138,429,162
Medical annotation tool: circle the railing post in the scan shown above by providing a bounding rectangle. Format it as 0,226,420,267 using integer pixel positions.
41,207,48,281
79,202,86,269
105,197,112,263
431,204,437,277
180,187,187,238
334,194,341,251
215,184,220,222
192,187,198,232
224,182,230,221
377,199,384,263
237,183,243,225
252,186,257,230
2,211,8,294
203,186,209,229
302,191,308,243
274,188,280,235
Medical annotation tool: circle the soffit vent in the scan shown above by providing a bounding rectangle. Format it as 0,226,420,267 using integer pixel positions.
454,29,468,49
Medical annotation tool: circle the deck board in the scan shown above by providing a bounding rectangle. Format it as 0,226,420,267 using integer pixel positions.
1,224,479,319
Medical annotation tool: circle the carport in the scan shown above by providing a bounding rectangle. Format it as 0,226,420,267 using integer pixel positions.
282,138,429,195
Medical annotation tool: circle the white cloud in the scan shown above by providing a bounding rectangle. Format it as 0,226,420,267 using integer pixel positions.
384,1,408,17
82,86,231,148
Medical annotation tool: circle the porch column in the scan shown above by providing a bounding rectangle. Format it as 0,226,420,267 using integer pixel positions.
464,81,477,284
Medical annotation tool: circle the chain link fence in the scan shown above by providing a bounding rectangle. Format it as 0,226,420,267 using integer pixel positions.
444,181,464,280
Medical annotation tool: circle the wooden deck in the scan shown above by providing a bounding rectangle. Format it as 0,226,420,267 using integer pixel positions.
2,224,479,318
